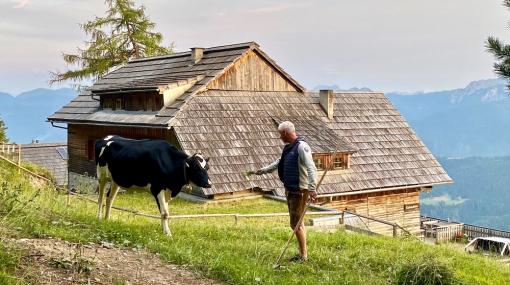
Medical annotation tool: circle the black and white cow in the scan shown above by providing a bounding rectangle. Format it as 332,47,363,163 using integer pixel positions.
95,135,212,235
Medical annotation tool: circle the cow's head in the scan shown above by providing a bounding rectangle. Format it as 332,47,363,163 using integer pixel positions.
185,154,212,188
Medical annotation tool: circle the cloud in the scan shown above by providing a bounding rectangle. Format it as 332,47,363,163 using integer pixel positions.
13,0,30,9
244,1,312,15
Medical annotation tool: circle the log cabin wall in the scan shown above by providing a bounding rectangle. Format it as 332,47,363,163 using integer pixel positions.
207,50,299,92
68,124,179,176
319,188,421,236
100,92,163,111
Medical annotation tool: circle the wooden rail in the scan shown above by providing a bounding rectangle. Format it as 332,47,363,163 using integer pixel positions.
0,154,57,186
343,210,415,238
1,154,344,223
463,224,510,239
70,191,342,222
421,215,510,240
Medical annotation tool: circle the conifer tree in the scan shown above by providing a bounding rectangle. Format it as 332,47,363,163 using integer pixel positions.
50,0,172,85
487,0,510,88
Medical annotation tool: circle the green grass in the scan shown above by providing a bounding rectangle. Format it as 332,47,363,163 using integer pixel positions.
1,159,510,284
0,241,23,285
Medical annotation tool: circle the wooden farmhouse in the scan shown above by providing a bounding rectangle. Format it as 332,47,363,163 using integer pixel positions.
48,42,452,235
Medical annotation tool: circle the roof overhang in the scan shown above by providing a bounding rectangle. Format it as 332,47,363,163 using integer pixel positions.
316,181,454,198
47,119,170,129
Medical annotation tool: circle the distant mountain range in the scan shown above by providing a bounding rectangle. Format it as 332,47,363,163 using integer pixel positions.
386,78,510,157
313,85,373,92
0,88,77,143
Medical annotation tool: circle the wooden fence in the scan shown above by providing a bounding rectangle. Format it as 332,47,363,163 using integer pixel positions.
0,143,20,154
435,223,464,243
421,215,510,240
1,153,342,223
343,210,415,238
1,144,22,173
463,224,510,239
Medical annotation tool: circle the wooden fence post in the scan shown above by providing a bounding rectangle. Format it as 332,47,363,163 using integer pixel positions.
393,226,397,237
18,145,21,174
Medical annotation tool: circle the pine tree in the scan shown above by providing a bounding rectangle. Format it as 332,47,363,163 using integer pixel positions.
50,0,172,85
487,0,510,88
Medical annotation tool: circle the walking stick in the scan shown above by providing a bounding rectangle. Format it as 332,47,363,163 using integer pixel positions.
273,148,338,269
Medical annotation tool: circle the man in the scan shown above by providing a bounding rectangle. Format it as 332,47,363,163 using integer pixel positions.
247,121,317,262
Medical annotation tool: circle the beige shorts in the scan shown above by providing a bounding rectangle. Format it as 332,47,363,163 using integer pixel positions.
285,189,308,229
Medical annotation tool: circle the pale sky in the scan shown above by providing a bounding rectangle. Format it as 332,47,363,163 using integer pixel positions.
0,0,508,94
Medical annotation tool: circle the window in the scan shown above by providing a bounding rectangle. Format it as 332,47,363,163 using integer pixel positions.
313,153,350,171
314,157,324,170
333,156,343,169
404,203,420,212
115,98,123,110
146,96,154,111
56,146,68,160
101,93,163,111
102,97,114,109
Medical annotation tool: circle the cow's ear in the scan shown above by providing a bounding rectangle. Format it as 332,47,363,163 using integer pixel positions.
206,157,210,162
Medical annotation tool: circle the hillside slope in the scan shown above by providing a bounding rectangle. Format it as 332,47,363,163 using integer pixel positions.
0,158,509,284
422,157,510,231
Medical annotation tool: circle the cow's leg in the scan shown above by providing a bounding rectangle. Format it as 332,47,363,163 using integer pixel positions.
97,179,107,219
105,182,121,220
156,191,171,236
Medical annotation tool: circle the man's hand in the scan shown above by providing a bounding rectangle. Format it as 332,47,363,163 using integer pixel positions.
245,170,261,177
309,191,317,203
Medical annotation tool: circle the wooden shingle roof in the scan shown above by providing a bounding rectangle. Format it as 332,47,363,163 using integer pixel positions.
20,143,68,186
90,42,255,93
315,92,452,194
173,90,451,196
48,42,305,126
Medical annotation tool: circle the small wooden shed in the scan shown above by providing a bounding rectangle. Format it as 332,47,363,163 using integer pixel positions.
48,42,452,235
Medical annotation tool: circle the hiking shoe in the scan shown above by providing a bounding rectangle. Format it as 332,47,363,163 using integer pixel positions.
289,254,308,262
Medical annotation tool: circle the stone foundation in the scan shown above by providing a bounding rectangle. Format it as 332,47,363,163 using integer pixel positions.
69,172,98,194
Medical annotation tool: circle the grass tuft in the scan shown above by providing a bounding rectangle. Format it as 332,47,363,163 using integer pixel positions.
394,253,457,285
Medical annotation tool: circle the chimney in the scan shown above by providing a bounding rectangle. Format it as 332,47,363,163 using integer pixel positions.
319,89,334,119
190,47,204,64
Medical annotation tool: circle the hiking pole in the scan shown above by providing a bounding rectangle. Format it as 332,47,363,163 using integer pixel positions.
272,148,338,269
272,200,311,269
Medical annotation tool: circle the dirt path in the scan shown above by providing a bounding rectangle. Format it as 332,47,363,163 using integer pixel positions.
7,237,224,285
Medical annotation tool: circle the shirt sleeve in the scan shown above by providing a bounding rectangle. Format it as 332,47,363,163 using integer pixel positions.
258,158,280,174
298,142,318,191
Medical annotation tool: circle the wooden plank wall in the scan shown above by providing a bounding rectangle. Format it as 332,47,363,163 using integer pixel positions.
68,124,177,176
321,188,422,236
208,50,299,92
101,92,163,111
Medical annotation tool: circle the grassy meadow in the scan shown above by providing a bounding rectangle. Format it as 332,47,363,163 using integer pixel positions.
1,158,509,285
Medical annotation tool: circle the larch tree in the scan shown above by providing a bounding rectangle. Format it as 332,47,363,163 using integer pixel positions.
50,0,172,85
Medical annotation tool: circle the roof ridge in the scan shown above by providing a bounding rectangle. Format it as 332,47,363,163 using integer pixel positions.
306,91,385,95
129,42,258,63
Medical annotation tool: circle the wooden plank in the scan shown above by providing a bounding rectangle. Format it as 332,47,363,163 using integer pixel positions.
208,50,298,92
